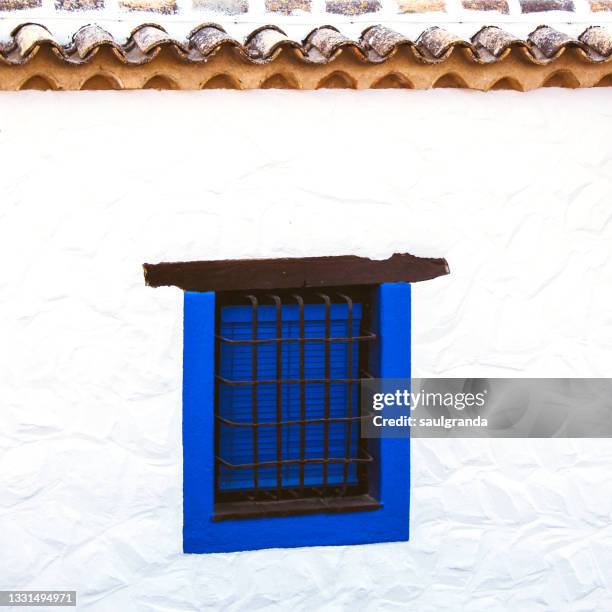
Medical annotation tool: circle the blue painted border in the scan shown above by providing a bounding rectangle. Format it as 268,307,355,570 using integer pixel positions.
183,283,411,553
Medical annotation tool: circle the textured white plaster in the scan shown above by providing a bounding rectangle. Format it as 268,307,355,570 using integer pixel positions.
0,89,612,611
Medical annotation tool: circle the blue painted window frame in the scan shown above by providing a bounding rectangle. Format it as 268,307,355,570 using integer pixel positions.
183,283,411,553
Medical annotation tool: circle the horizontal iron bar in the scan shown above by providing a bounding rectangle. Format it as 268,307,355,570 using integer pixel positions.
216,372,373,386
217,448,374,470
216,414,365,428
217,483,364,501
216,331,377,345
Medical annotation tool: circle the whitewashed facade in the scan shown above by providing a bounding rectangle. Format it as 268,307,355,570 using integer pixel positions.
1,85,612,609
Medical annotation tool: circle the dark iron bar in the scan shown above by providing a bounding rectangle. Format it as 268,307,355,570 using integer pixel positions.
293,293,307,491
217,447,374,470
216,373,371,386
271,294,283,491
216,414,364,428
216,332,376,345
339,293,353,487
318,293,331,486
247,295,259,492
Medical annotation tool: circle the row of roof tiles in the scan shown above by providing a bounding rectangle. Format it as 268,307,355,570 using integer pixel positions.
2,23,612,64
1,0,612,14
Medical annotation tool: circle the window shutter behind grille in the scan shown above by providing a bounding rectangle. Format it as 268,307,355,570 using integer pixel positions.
218,303,362,492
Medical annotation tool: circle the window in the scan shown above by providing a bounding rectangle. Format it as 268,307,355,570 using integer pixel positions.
143,253,449,552
214,288,378,520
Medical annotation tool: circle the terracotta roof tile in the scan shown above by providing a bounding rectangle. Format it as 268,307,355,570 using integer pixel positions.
528,25,575,57
193,0,248,12
361,25,410,59
119,0,177,13
590,0,612,10
12,24,61,58
472,26,520,57
519,0,574,11
417,27,467,59
70,24,117,58
266,0,310,14
326,0,380,14
131,24,174,53
189,24,238,56
244,26,298,60
55,0,103,10
304,26,358,60
579,26,612,56
462,0,508,11
0,0,40,8
396,0,445,11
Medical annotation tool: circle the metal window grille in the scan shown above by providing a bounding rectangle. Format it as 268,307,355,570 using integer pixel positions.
214,287,380,520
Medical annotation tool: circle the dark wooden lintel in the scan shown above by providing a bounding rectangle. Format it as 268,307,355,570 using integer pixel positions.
143,252,449,293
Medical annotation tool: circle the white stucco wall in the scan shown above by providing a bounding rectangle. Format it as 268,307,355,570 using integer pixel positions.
1,89,612,611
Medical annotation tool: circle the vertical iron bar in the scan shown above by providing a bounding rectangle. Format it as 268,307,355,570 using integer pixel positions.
246,295,259,493
356,287,372,493
270,295,283,491
292,294,306,490
338,293,353,488
318,293,331,486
